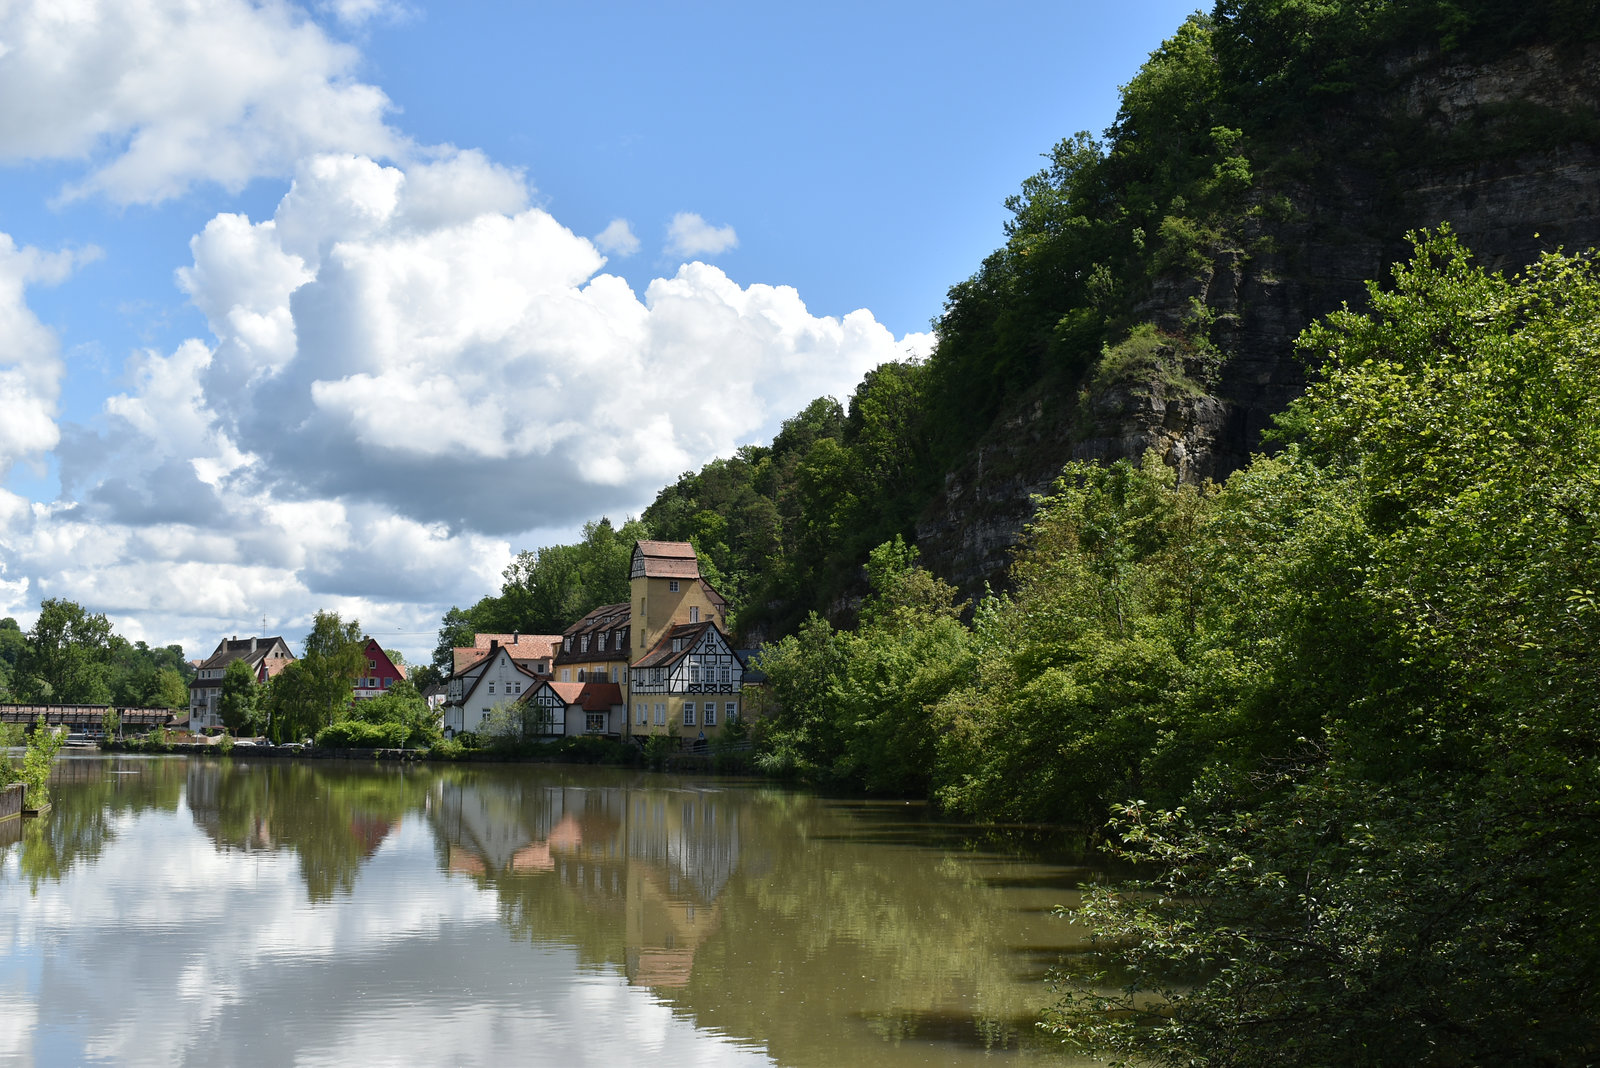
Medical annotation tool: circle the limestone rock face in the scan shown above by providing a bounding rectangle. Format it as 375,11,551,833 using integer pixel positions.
919,42,1600,596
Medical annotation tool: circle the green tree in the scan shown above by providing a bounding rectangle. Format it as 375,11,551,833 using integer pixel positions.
218,659,259,734
1050,231,1600,1065
20,599,115,704
346,678,439,748
264,612,364,741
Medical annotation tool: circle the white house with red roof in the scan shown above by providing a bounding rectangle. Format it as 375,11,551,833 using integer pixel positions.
442,637,550,736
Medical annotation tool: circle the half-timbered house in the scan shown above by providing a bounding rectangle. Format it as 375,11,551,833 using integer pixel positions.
441,639,547,736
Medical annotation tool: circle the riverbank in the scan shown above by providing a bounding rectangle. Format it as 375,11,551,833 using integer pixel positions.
96,739,737,775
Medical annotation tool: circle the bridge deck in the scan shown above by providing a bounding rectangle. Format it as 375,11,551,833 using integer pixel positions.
0,704,179,729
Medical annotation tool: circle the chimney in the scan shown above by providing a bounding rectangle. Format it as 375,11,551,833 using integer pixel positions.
512,630,519,644
490,639,500,653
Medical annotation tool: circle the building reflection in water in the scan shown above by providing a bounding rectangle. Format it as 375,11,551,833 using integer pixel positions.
429,775,739,991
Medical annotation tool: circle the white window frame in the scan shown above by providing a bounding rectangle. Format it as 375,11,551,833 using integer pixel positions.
654,702,666,725
683,702,696,726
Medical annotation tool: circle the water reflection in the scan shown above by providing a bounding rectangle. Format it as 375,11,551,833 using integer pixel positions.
0,756,1101,1066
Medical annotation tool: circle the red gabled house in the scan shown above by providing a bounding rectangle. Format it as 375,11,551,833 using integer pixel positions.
353,637,407,701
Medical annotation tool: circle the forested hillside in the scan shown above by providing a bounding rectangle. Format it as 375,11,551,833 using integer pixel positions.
441,0,1600,649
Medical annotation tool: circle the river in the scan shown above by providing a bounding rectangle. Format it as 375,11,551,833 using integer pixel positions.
0,753,1106,1066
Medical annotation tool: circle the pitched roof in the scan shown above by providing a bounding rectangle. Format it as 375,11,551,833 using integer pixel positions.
453,633,561,675
261,656,295,680
473,633,562,653
632,622,720,670
561,603,630,637
633,540,701,580
543,680,624,710
198,636,292,672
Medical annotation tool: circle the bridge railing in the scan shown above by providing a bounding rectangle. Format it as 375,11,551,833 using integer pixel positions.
0,704,180,729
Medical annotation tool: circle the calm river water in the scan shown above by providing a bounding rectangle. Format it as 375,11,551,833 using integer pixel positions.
0,753,1105,1066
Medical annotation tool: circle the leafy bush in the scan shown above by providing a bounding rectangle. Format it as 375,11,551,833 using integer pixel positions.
428,736,465,761
18,719,64,809
315,720,408,749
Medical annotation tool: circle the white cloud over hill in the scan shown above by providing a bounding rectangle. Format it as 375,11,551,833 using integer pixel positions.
0,146,930,654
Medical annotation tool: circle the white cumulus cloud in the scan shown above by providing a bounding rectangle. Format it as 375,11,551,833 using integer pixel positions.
0,0,402,204
594,218,641,257
0,235,97,479
665,212,739,258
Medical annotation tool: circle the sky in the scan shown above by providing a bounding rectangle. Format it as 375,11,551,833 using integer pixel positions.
0,0,1201,663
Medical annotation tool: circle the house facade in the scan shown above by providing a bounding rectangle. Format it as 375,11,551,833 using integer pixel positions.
625,541,742,742
353,637,407,701
441,639,548,736
554,603,631,685
188,635,294,732
439,540,743,745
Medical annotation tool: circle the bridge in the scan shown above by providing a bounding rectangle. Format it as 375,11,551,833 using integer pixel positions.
0,703,181,732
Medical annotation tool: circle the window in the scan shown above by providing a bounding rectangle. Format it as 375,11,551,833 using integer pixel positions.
654,703,666,725
690,605,699,623
586,711,605,732
689,664,700,684
610,666,618,682
636,702,647,725
369,659,376,669
726,702,738,722
488,682,495,694
721,665,731,685
514,681,522,694
480,708,491,722
705,703,717,726
561,668,570,681
597,632,606,652
564,637,572,652
683,703,696,726
580,635,590,653
384,677,393,688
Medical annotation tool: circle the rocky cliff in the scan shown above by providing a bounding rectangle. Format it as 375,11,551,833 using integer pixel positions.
919,41,1600,596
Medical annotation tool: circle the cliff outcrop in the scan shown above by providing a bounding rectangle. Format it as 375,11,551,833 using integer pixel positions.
920,41,1600,595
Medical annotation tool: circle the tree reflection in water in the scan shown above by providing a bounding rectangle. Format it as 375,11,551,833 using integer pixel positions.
11,758,1102,1066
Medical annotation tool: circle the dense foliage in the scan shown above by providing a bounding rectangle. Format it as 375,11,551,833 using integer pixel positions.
0,603,192,708
752,231,1600,1064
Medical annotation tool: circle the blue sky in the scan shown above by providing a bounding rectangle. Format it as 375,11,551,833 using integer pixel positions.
0,0,1199,660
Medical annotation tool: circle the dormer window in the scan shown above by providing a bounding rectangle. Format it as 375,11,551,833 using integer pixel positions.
564,637,572,652
597,632,606,652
